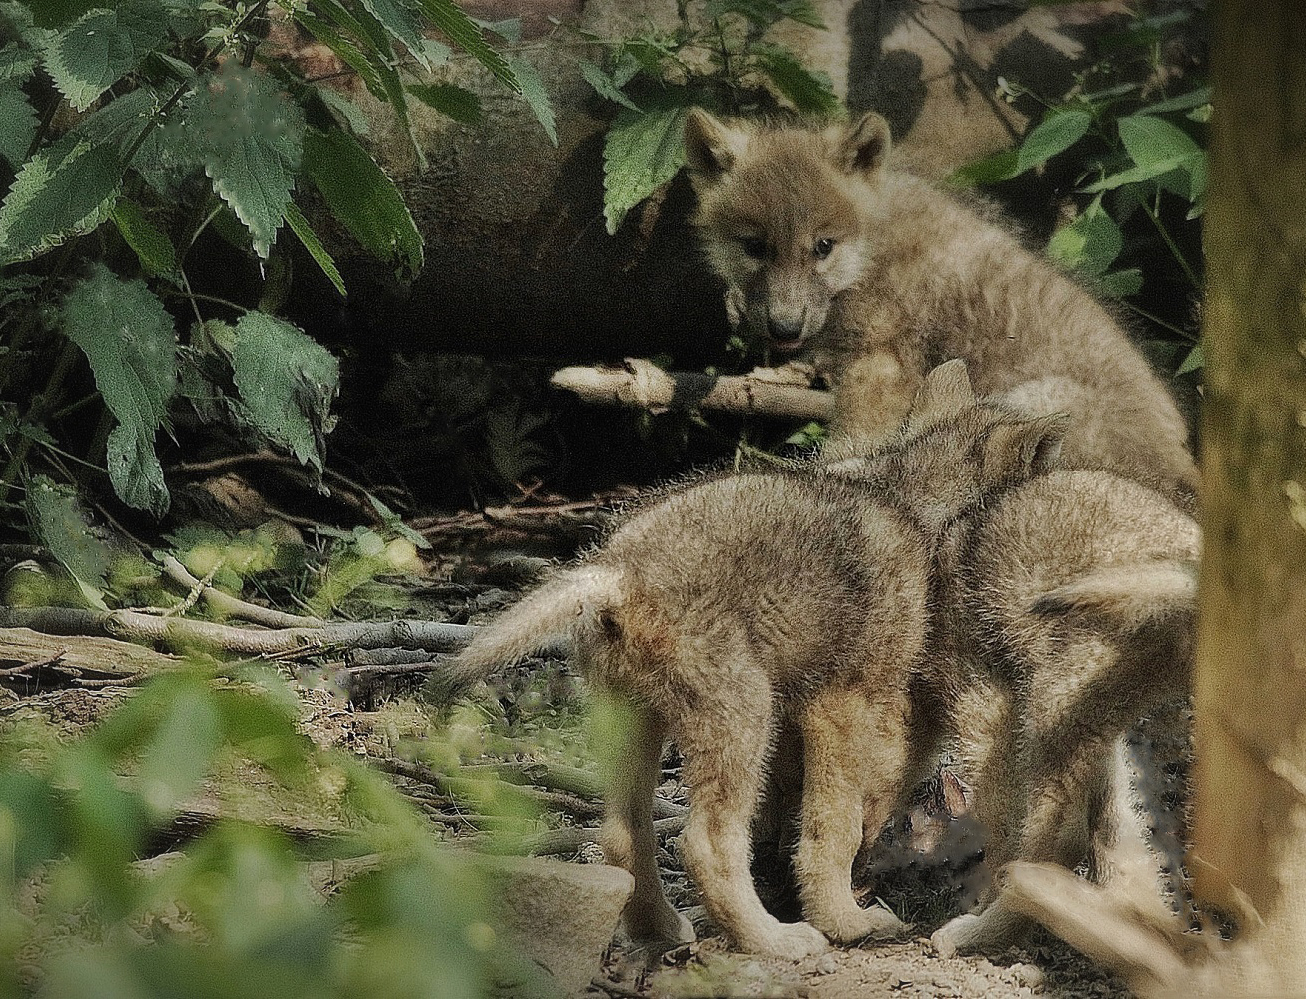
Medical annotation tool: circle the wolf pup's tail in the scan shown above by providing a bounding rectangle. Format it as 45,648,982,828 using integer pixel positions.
1030,559,1198,631
432,564,625,702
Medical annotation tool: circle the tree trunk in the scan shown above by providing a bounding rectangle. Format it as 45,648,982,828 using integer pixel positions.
1192,0,1306,977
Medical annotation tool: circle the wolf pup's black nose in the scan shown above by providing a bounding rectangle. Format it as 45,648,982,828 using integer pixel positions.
768,315,804,349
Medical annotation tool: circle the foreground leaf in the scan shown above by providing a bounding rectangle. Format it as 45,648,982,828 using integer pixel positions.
283,201,345,297
62,264,177,515
1016,108,1091,173
411,0,517,91
181,63,305,258
755,45,840,116
0,80,36,168
1047,196,1121,279
508,56,556,145
25,475,111,608
111,198,176,276
231,312,339,472
405,82,484,124
41,0,166,111
302,127,423,278
602,101,690,234
0,139,122,262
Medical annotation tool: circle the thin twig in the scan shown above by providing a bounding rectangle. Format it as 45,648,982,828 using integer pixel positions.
160,554,326,629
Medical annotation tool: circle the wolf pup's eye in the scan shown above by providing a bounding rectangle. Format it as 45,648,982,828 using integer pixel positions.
813,237,835,260
740,236,768,260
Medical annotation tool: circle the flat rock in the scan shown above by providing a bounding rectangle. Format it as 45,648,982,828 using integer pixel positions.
471,854,634,996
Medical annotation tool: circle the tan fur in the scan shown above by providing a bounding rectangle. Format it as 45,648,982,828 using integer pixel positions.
683,109,1199,508
447,362,1066,959
923,469,1201,957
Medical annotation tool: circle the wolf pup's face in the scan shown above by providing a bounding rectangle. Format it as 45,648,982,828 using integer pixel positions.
684,109,892,354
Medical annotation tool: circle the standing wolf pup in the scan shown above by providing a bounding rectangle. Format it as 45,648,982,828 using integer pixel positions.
446,362,1067,959
683,109,1198,507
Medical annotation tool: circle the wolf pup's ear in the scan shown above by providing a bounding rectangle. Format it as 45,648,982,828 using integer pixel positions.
839,112,892,175
983,411,1070,485
685,109,744,182
906,359,975,432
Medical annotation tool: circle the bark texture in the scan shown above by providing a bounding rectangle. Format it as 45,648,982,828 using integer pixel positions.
1192,0,1306,972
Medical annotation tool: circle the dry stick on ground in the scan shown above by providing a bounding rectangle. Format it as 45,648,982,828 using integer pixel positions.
0,606,475,657
551,358,835,421
524,816,687,858
159,554,326,629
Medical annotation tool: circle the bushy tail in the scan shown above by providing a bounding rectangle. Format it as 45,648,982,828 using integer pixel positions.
431,565,624,702
1030,559,1198,631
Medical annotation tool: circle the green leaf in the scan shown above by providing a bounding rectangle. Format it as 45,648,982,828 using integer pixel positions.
62,264,177,516
405,82,484,124
947,148,1018,187
1047,196,1121,279
25,474,111,608
1095,267,1143,298
410,0,517,92
577,58,639,112
136,681,220,814
0,772,69,880
111,198,177,276
294,10,386,99
316,85,371,135
17,0,97,28
602,102,690,234
1016,108,1091,172
359,0,430,66
181,63,305,258
231,312,339,472
754,45,840,116
303,127,423,278
332,0,424,164
1117,114,1200,170
1078,153,1201,194
283,201,346,298
475,16,521,43
1138,85,1211,115
0,42,38,81
706,0,824,29
0,140,122,262
0,80,36,169
1176,343,1203,375
41,0,167,111
508,56,556,146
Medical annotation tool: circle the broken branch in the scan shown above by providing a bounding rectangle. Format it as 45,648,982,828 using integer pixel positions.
551,359,835,421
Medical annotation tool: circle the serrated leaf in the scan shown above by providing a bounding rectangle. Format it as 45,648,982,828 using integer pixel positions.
294,9,386,99
317,84,371,135
181,63,305,258
25,474,111,608
405,82,483,124
359,0,431,69
18,0,97,28
1047,197,1121,279
62,264,176,516
1095,267,1143,298
706,0,824,29
41,0,167,111
602,102,689,235
111,198,176,276
1016,108,1091,173
411,0,517,92
1176,343,1203,375
475,16,521,44
947,148,1018,187
334,0,423,164
283,200,346,298
1117,114,1200,170
577,59,639,112
0,139,122,262
755,46,840,116
0,80,37,168
0,42,37,80
231,312,339,472
508,56,556,145
303,127,423,278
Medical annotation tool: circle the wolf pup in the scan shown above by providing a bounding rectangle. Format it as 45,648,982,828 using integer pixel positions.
444,361,1067,959
682,109,1198,508
924,468,1200,958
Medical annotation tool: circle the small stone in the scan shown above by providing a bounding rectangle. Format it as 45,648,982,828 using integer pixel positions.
1010,962,1045,990
814,953,840,975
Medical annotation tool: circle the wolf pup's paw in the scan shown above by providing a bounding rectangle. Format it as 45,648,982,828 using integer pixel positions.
821,903,909,945
625,901,697,948
747,921,829,960
724,287,747,328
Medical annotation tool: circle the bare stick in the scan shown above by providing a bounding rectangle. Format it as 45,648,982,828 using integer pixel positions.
0,606,475,657
522,815,686,857
160,554,326,629
551,358,835,421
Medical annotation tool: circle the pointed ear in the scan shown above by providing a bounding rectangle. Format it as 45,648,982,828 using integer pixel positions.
906,360,975,432
684,108,745,183
839,112,891,175
983,412,1070,484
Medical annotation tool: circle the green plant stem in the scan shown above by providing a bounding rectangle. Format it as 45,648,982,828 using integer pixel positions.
0,342,80,507
163,286,250,316
1143,191,1201,288
1121,300,1200,342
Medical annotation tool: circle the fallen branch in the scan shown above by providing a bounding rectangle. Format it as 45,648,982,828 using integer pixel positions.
160,554,326,629
461,761,686,819
0,606,475,657
551,358,835,421
0,627,179,682
522,815,686,857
